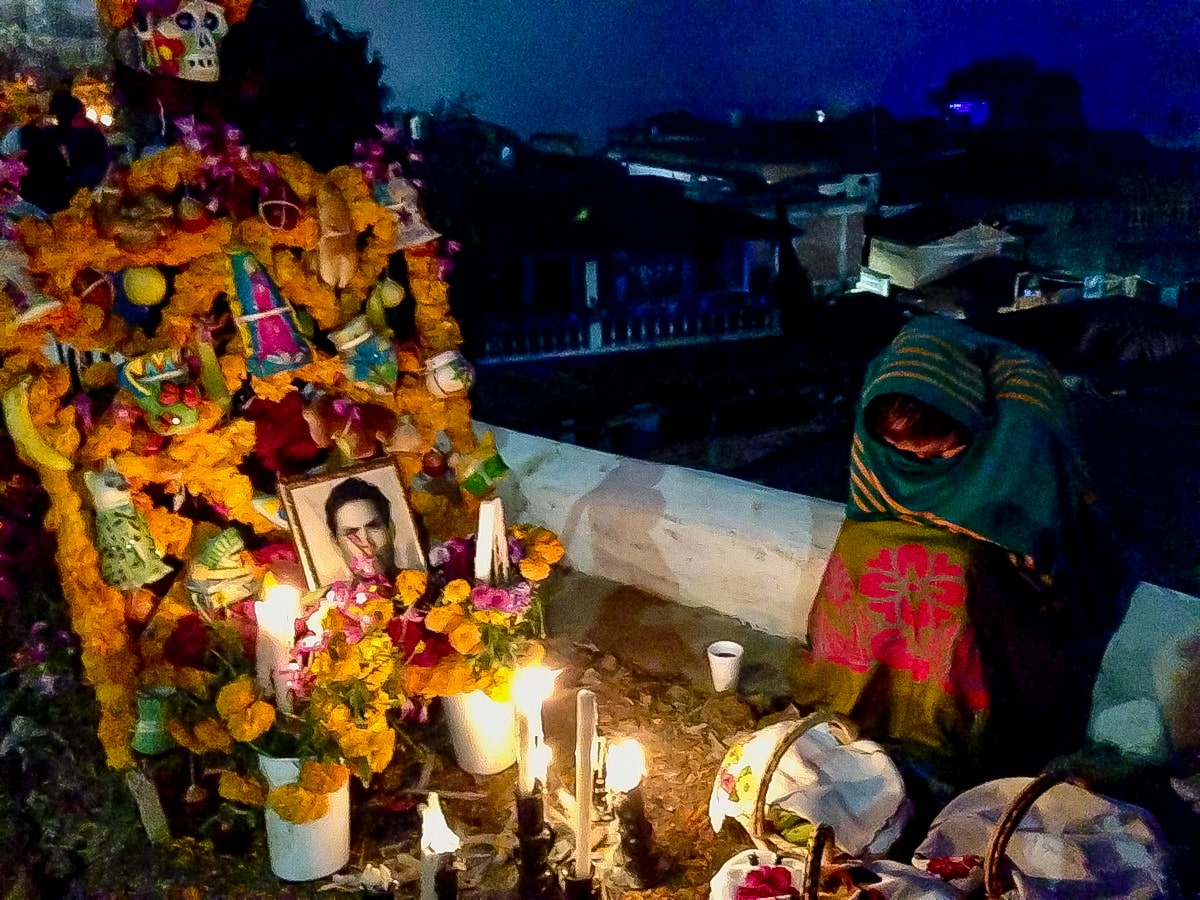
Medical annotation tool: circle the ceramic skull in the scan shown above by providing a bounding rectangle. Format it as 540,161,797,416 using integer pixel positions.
133,0,228,82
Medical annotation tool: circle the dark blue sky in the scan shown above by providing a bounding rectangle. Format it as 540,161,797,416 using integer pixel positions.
316,0,1199,149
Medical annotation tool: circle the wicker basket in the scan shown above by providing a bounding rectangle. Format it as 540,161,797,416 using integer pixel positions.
982,770,1085,899
746,710,859,855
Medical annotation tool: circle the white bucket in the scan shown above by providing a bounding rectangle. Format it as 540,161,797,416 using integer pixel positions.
258,755,351,881
441,689,518,775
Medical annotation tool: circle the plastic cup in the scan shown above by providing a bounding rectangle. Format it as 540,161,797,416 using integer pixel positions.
707,640,744,692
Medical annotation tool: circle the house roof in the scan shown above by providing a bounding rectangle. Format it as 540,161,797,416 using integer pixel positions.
866,203,997,245
469,167,790,257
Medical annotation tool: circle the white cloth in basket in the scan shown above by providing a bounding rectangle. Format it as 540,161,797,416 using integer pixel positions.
912,776,1177,899
708,719,911,859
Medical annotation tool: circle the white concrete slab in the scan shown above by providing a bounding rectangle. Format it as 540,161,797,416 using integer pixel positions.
483,424,845,638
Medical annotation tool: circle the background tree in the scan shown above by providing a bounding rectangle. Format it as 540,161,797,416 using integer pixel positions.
928,55,1086,134
217,0,389,171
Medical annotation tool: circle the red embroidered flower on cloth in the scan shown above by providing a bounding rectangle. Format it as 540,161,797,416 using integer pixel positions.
925,854,983,881
857,543,969,687
735,864,800,899
809,553,875,672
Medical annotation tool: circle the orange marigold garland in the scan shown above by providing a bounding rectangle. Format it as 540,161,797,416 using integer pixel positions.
3,113,489,771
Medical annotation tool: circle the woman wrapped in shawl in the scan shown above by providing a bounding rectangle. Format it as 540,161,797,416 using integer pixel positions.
790,316,1132,779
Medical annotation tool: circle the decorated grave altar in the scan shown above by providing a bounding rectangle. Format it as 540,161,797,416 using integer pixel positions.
2,2,1199,897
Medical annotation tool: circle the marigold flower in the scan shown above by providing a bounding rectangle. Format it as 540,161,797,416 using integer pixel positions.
298,760,350,794
448,621,483,656
268,783,329,824
442,579,471,605
395,569,427,605
218,771,268,806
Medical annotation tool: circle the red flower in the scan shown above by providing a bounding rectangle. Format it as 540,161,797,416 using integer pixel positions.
735,865,799,899
386,610,453,667
163,612,210,669
243,393,324,476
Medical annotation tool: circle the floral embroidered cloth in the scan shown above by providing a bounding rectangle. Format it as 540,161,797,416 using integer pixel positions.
792,518,988,756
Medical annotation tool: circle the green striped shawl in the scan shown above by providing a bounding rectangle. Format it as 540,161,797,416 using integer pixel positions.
848,316,1084,577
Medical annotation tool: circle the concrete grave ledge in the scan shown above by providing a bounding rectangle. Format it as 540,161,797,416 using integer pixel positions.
483,424,1200,761
485,423,845,639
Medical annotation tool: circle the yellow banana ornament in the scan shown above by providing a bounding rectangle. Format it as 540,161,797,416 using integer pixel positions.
2,377,74,472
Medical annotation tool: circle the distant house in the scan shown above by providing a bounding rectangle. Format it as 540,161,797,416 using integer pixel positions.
528,132,582,156
454,156,789,326
862,207,1024,291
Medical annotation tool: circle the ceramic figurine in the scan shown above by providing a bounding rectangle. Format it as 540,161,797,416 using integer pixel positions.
329,314,398,393
85,463,173,591
425,350,475,398
228,250,312,377
118,348,202,435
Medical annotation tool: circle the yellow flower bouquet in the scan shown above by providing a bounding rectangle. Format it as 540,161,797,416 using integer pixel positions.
402,524,565,701
163,565,421,824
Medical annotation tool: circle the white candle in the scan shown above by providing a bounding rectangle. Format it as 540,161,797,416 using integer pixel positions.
512,665,558,795
254,581,301,699
473,497,509,584
574,688,597,878
420,792,461,900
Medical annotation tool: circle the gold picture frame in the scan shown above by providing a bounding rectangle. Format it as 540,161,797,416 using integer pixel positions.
278,457,426,590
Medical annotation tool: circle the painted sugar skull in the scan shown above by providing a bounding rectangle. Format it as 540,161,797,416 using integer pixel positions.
133,0,228,83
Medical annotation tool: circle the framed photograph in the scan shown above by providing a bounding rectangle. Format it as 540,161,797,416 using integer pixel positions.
279,457,426,590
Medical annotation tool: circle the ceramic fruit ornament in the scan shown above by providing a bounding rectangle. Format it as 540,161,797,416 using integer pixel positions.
71,267,116,309
316,179,357,289
258,173,301,231
176,195,212,233
2,377,74,472
113,266,170,326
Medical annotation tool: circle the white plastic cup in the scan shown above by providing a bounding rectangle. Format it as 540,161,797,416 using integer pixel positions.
707,640,744,692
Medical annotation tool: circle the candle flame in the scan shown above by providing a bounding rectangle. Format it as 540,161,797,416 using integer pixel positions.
605,739,646,793
420,793,461,855
512,665,558,717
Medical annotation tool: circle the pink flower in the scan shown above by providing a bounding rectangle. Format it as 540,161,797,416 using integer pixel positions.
471,581,531,615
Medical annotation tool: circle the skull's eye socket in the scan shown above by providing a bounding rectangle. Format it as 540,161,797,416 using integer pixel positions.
175,11,195,30
203,11,220,30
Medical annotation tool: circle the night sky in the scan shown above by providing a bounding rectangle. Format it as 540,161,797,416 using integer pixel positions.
315,0,1200,149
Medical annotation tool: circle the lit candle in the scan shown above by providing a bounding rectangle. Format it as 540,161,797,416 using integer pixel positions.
512,665,558,795
574,688,597,879
606,738,663,888
254,580,301,705
605,738,646,795
419,792,461,900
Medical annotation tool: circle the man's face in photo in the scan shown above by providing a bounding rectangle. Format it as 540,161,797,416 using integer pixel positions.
331,497,394,576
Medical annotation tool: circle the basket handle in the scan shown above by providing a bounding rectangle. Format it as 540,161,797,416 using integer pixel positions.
800,823,835,900
983,771,1085,899
749,710,859,843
